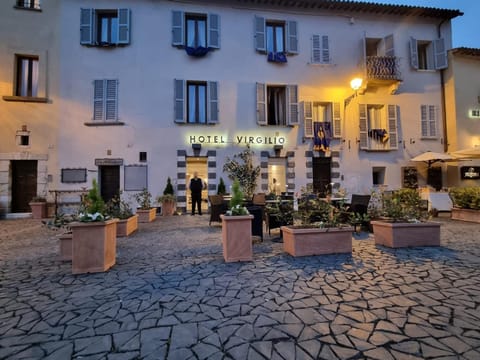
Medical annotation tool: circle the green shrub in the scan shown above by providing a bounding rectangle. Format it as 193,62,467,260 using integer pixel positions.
449,187,480,210
227,179,249,215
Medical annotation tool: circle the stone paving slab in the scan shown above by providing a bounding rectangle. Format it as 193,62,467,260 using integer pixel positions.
0,216,480,359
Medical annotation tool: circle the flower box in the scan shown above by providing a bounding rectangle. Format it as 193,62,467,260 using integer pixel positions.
281,226,353,257
137,208,156,223
116,214,139,237
221,214,254,262
29,202,47,219
161,200,176,216
451,208,480,223
371,220,441,248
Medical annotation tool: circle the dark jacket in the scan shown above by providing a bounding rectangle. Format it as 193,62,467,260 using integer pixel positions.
190,178,203,194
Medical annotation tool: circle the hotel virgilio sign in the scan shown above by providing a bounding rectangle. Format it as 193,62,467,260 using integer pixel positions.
461,166,480,180
187,134,286,146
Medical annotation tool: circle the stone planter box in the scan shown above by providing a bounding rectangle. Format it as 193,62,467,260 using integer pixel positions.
221,215,253,262
162,200,176,216
281,226,354,257
58,232,73,261
29,202,47,219
116,214,139,237
451,208,480,223
69,219,118,274
137,208,156,223
371,220,441,248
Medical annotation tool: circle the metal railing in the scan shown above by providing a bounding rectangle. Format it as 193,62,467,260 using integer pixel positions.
366,56,401,81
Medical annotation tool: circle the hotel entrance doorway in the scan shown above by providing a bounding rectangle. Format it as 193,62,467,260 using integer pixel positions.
186,157,208,214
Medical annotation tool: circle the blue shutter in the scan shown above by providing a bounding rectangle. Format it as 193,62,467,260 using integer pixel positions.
410,37,419,70
172,11,184,47
208,81,218,124
256,83,266,125
105,80,118,121
321,35,330,63
93,80,104,120
287,85,299,126
80,8,94,45
174,79,185,123
254,16,266,53
208,14,220,49
384,34,394,57
311,35,321,64
434,38,447,70
117,9,130,45
286,21,298,54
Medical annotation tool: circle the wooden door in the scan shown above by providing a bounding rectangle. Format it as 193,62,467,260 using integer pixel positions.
100,166,120,203
11,160,37,213
312,157,332,197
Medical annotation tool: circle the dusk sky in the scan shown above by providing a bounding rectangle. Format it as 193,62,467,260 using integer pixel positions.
365,0,477,48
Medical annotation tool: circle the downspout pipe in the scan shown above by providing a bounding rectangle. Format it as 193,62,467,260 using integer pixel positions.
438,19,448,152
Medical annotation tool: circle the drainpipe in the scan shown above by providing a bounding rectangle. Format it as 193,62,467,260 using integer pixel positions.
438,19,448,152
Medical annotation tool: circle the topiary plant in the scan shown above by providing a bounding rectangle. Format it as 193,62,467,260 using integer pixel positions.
227,179,249,216
217,177,226,195
79,179,107,221
158,177,176,203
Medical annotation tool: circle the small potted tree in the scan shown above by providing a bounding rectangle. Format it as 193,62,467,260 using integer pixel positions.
135,188,156,222
220,179,253,262
158,177,176,216
106,193,138,237
29,196,47,219
217,177,227,196
69,179,118,274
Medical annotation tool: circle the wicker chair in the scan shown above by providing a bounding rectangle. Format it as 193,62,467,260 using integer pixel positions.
209,195,226,226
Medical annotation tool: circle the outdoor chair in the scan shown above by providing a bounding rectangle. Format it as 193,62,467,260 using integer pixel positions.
208,195,226,226
346,194,371,231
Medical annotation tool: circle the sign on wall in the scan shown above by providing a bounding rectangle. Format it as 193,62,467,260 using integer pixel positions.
461,166,480,180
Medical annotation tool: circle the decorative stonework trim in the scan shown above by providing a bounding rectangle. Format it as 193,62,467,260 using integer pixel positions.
177,150,187,156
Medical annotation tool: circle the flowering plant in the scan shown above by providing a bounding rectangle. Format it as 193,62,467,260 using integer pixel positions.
223,146,260,200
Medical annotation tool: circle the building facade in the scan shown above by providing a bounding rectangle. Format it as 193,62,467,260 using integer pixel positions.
1,0,464,216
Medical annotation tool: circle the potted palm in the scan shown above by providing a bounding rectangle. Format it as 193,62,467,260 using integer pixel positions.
106,193,138,237
69,179,118,274
135,188,156,222
29,196,47,219
220,180,253,262
449,187,480,223
371,188,441,248
157,177,176,216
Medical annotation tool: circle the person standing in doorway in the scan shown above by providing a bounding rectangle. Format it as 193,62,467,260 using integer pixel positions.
189,171,204,215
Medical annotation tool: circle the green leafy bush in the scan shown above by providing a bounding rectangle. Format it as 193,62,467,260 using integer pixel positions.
105,192,133,219
449,187,480,210
135,188,152,210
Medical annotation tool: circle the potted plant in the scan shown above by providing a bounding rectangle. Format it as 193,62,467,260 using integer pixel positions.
135,188,157,222
106,193,138,237
370,188,441,248
220,179,253,262
157,177,176,216
281,189,353,257
69,179,118,274
217,177,227,196
449,187,480,223
223,146,260,200
29,196,47,219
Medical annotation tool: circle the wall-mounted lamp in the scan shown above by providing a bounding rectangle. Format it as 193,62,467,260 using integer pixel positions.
410,138,415,144
344,78,363,107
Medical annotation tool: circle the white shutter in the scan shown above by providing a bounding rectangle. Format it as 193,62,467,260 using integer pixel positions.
410,37,419,70
117,9,130,45
384,34,394,57
105,80,118,121
286,21,298,54
421,104,428,137
387,104,398,149
256,82,267,125
311,35,321,64
208,14,220,49
321,35,330,63
254,16,266,53
359,104,368,150
429,105,437,137
207,81,218,124
287,85,299,126
174,79,185,123
80,8,94,45
332,102,341,138
303,101,313,138
172,11,184,47
434,38,447,70
93,80,104,120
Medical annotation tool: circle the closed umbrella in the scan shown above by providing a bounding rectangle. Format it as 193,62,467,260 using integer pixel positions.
410,151,456,168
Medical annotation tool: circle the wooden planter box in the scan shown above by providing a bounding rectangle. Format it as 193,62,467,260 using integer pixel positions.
29,202,47,219
58,232,73,261
451,208,480,223
281,226,354,257
221,215,254,262
137,208,156,223
116,214,139,237
69,219,118,274
371,220,441,248
162,200,176,216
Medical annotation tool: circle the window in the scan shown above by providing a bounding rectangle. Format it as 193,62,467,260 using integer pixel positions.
303,101,341,138
80,8,130,46
257,83,298,126
61,169,87,183
172,11,220,50
421,105,437,138
16,55,38,97
358,104,398,150
139,152,147,162
254,16,298,57
124,165,148,191
372,167,385,185
410,37,447,70
311,35,330,64
174,79,218,124
16,0,40,10
93,79,118,122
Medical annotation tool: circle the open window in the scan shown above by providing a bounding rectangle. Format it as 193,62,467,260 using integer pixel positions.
302,101,341,138
410,37,447,70
256,83,298,126
174,79,218,124
359,104,398,151
172,11,220,54
80,8,130,46
255,16,298,62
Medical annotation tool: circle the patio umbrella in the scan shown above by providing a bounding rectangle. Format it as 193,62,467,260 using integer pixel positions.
410,151,456,168
450,147,480,159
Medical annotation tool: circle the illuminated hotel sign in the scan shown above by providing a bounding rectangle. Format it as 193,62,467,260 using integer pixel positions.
470,109,480,118
188,134,286,146
461,166,480,180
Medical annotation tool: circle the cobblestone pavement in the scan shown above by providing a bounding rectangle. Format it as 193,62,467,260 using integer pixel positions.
1,215,480,359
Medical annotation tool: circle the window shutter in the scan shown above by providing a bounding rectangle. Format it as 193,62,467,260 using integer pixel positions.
117,9,130,45
207,81,218,124
387,104,398,149
311,35,321,64
256,82,267,125
303,101,313,138
384,34,394,57
429,105,437,137
254,16,266,53
174,79,185,123
421,104,428,137
286,21,298,54
410,37,419,70
332,102,341,138
321,35,330,63
359,104,368,150
208,14,220,49
287,85,299,126
434,38,447,70
172,11,184,47
80,8,94,45
105,80,118,121
93,80,105,121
